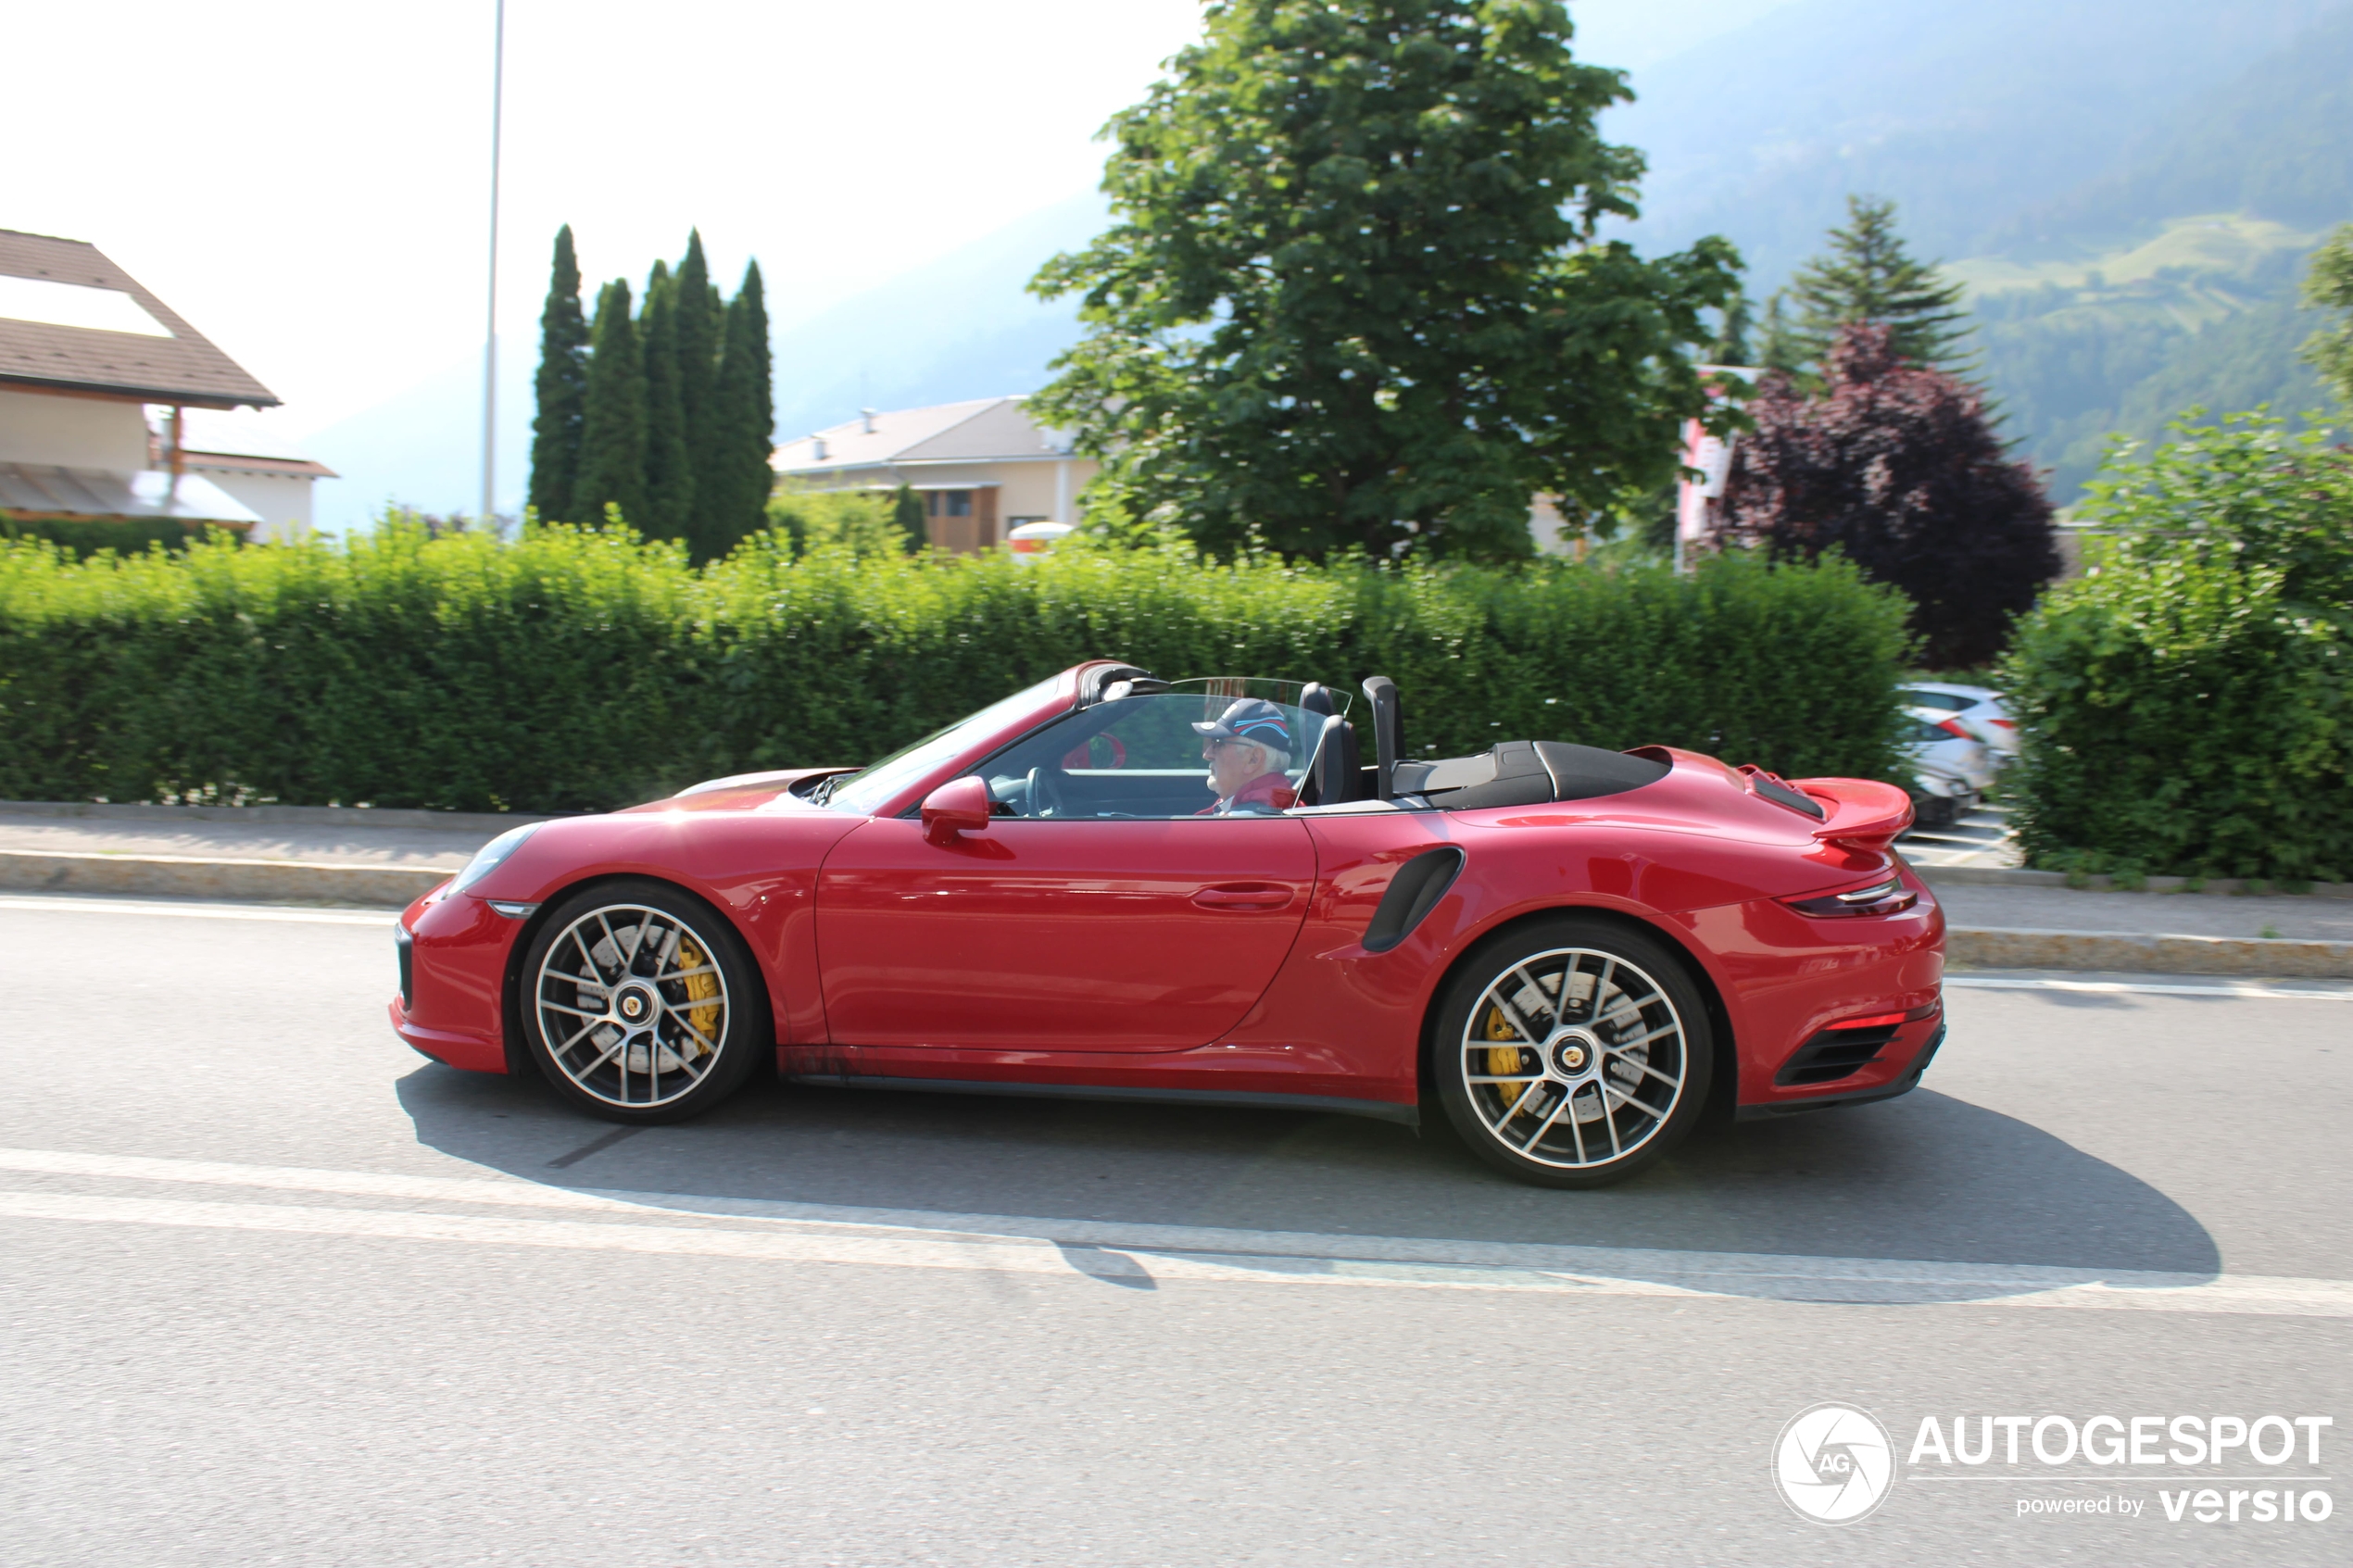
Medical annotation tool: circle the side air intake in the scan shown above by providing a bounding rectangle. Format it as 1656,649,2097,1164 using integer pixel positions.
1361,847,1465,953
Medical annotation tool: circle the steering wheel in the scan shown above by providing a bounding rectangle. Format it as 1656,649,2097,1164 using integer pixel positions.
1025,765,1069,819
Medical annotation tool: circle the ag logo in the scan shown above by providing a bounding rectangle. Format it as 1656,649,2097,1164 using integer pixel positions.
1773,1402,1896,1525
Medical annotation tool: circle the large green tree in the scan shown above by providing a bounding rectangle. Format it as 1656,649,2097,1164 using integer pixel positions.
572,280,648,526
696,261,774,562
2302,222,2353,408
1029,0,1740,560
639,261,695,540
673,231,728,549
1784,196,1974,375
527,226,590,521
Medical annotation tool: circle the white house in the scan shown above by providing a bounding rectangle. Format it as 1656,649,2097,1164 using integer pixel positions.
772,396,1096,554
0,227,332,544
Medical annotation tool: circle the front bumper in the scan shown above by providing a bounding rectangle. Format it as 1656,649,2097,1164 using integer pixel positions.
387,888,522,1073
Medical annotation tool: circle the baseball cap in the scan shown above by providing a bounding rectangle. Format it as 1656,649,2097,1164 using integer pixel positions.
1192,697,1292,750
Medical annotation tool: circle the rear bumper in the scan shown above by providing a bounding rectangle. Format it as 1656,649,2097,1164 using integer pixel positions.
1736,1022,1946,1121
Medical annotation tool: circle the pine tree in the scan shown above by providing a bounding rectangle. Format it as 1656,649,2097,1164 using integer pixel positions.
673,231,727,556
891,483,928,553
702,261,774,560
639,260,694,541
1758,290,1805,377
1707,294,1754,367
527,227,590,521
572,280,648,527
1786,197,1973,373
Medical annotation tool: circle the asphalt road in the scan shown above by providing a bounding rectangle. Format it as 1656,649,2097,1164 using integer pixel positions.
3,893,2347,1566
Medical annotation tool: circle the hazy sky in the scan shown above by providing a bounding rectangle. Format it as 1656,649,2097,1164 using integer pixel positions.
7,0,1797,443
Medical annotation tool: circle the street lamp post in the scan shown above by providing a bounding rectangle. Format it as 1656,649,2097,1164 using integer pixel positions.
480,0,506,528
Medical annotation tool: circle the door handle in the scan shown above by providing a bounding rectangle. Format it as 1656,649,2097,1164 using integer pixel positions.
1191,884,1293,912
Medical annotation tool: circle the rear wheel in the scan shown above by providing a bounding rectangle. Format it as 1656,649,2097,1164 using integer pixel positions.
1431,915,1712,1188
520,880,764,1123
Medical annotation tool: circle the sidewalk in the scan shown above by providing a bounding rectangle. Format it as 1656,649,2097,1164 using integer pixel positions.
4,800,2348,975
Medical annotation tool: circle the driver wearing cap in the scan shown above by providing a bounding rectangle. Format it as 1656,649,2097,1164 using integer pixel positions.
1192,698,1297,815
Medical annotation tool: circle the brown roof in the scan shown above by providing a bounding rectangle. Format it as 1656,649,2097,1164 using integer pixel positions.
180,448,338,480
0,229,278,408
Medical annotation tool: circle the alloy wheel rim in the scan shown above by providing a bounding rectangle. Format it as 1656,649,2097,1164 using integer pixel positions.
1458,945,1687,1170
533,903,730,1108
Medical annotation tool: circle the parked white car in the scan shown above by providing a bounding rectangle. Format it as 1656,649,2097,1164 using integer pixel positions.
1901,705,1996,828
1899,681,2019,759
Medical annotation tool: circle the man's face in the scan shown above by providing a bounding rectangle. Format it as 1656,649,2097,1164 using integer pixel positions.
1202,736,1267,797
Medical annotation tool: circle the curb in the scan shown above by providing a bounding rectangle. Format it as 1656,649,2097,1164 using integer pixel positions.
1948,926,2353,980
0,850,449,909
1918,863,2353,899
8,850,2350,976
0,800,548,834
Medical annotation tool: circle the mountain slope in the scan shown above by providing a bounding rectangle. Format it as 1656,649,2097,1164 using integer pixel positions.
1606,0,2343,286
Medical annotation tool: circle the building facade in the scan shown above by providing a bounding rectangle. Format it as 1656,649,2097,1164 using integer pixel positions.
0,228,331,544
772,396,1098,554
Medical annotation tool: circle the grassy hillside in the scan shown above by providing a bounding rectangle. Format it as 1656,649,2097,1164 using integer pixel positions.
1949,6,2353,496
1967,218,2334,495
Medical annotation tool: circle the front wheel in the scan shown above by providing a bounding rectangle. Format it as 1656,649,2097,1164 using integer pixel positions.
1430,915,1713,1188
520,880,765,1123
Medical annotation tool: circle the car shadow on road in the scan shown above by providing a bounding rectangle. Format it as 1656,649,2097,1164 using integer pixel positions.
396,1062,2221,1303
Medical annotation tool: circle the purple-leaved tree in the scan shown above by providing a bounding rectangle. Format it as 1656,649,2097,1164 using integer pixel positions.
1716,323,2058,669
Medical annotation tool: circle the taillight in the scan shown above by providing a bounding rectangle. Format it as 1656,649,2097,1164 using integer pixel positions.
1935,718,1972,739
1990,718,2017,732
1781,875,1917,918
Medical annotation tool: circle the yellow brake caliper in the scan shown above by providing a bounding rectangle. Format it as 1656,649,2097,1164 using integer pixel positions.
1484,1006,1526,1110
676,939,721,1055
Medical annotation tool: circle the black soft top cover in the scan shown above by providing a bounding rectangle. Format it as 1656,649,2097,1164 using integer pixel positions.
1392,740,1669,810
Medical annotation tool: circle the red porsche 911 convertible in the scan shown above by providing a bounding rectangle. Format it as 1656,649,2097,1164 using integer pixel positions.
392,661,1944,1187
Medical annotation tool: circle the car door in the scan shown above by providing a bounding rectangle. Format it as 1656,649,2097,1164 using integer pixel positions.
813,688,1321,1052
814,815,1315,1051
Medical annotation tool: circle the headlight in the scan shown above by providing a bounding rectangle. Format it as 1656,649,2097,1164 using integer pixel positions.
452,822,540,894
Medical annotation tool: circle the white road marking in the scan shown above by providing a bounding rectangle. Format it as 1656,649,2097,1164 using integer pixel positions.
0,894,391,925
1947,975,2353,1002
2,1147,2347,1317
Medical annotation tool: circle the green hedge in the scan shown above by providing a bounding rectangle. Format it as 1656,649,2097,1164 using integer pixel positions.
0,523,1910,813
2003,414,2353,884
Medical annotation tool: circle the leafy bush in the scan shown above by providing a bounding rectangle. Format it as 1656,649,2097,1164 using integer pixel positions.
2003,413,2353,882
0,521,1910,814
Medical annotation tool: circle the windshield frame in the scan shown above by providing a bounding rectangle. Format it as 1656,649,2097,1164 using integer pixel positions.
817,672,1075,817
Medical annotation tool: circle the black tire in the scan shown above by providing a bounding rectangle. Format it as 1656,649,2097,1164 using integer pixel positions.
1430,913,1714,1188
519,878,766,1124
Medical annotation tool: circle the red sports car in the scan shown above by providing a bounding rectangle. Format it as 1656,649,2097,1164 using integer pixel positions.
392,661,1944,1187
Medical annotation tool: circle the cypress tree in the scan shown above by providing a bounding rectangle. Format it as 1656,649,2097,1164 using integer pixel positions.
891,483,927,553
527,226,590,521
706,260,774,558
674,231,726,557
639,261,694,542
1786,196,1974,373
572,279,648,527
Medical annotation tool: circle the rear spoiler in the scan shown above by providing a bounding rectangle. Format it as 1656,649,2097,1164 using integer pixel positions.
1790,776,1915,853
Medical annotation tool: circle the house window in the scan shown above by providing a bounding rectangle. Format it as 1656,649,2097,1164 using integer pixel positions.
941,490,973,517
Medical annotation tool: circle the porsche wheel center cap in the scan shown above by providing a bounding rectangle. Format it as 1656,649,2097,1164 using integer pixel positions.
615,985,656,1024
1550,1033,1597,1077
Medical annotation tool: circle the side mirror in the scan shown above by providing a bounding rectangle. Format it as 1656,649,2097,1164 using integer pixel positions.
920,776,994,844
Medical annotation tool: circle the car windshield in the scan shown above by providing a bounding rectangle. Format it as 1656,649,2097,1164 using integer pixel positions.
820,675,1065,815
1898,688,1973,713
959,677,1351,820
